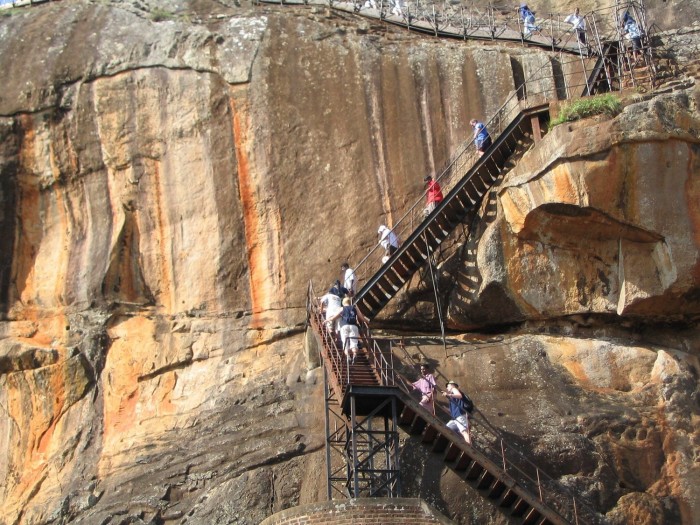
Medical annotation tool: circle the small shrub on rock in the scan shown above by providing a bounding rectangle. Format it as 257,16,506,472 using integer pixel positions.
551,94,622,127
150,8,175,22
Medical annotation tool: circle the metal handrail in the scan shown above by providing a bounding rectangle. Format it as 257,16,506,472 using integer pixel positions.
391,339,603,525
350,53,565,289
260,0,650,55
350,7,655,293
309,283,602,522
307,283,348,397
267,2,655,294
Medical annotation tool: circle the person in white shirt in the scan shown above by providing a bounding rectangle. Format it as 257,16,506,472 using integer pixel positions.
319,281,347,333
391,0,404,17
565,7,587,47
377,225,399,263
341,262,356,297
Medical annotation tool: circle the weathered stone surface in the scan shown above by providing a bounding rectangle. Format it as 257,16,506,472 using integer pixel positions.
398,334,698,524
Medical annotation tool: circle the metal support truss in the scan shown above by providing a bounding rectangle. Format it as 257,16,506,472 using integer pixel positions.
324,367,402,500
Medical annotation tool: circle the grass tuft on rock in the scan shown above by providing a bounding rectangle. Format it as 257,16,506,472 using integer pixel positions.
550,94,622,127
150,8,175,22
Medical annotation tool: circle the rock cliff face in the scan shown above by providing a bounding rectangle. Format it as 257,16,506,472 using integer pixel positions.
0,1,698,525
442,90,700,328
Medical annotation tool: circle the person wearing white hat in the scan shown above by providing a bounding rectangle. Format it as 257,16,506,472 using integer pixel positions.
378,225,399,263
443,380,472,444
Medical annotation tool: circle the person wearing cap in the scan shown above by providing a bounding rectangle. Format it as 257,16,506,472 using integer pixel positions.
443,380,472,444
470,119,492,157
377,225,399,262
412,363,437,414
423,176,444,217
341,262,356,297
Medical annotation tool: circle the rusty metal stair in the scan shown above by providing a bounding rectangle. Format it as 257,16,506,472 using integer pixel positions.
583,41,619,95
307,288,600,523
354,104,550,319
394,391,574,525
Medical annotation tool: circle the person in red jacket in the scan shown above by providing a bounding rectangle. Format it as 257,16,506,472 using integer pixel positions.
423,175,444,217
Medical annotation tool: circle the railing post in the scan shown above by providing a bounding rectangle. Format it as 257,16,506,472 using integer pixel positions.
530,114,542,143
500,439,507,471
350,396,359,498
389,343,395,385
517,9,524,45
323,366,333,500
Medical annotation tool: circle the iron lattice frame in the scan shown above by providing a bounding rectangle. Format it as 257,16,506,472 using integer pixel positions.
323,368,401,500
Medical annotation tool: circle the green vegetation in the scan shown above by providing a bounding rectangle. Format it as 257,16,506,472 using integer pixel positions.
150,8,175,22
550,94,622,127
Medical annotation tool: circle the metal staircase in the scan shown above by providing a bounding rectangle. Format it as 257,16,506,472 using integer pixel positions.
304,86,605,525
393,390,571,525
354,103,550,319
306,287,602,524
308,283,402,499
299,3,657,522
583,41,619,95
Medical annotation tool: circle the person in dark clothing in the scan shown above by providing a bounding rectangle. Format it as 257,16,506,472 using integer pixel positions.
328,280,349,299
326,297,370,363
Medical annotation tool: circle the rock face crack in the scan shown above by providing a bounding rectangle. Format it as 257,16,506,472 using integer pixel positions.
137,358,191,383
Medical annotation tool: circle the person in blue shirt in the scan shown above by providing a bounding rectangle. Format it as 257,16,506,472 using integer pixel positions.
326,297,369,363
470,119,492,157
621,12,643,62
519,3,540,37
442,380,472,444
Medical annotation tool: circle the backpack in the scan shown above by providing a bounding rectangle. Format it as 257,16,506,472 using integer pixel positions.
460,391,474,414
341,305,358,326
